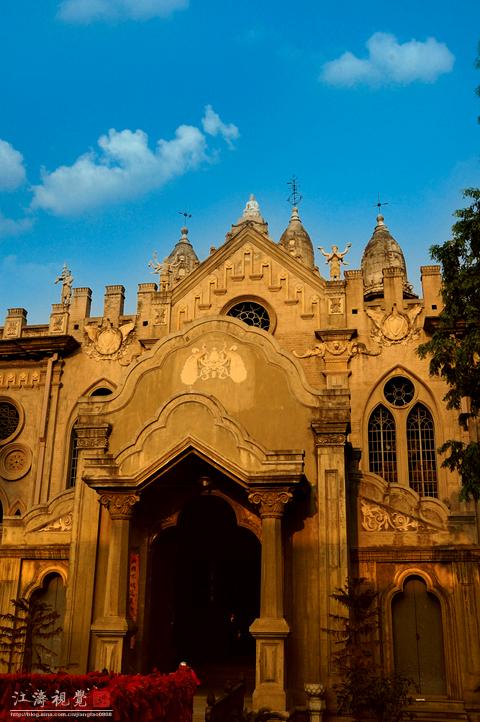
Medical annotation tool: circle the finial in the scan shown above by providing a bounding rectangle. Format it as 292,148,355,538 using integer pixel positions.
242,194,262,220
180,226,190,241
287,175,302,208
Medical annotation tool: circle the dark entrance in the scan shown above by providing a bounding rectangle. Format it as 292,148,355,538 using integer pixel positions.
148,495,260,679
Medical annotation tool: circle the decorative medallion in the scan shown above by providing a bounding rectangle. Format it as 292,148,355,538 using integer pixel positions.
180,344,247,384
0,442,32,481
366,303,422,346
84,318,142,364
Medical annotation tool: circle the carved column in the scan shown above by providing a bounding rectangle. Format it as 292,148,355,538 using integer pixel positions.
249,488,292,713
90,492,139,672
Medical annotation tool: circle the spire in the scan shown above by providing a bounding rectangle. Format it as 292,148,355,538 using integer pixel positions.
278,206,315,269
361,211,415,299
166,225,199,285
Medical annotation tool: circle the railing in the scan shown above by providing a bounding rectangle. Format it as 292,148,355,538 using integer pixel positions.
205,680,245,722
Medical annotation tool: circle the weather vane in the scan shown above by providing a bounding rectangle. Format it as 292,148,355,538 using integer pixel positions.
178,210,192,222
287,176,303,208
374,193,389,212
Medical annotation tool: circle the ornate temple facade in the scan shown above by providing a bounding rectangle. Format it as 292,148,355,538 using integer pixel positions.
0,197,479,720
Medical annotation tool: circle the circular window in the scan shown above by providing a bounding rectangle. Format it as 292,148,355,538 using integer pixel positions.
384,377,415,407
0,401,20,442
227,301,270,330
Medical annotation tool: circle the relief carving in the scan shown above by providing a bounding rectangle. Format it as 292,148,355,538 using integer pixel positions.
294,339,380,361
84,318,142,364
40,513,73,532
248,490,293,518
180,344,247,384
366,303,422,346
360,499,419,532
99,493,140,519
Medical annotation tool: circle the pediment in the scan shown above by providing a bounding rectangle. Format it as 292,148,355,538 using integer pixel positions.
165,225,327,327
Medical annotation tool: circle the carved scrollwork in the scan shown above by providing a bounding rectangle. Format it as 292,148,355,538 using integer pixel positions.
248,489,293,518
315,434,346,446
99,493,140,520
40,513,73,532
360,499,419,532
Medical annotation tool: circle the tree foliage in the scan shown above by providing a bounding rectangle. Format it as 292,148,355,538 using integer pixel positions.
326,578,413,722
418,188,480,501
0,596,62,673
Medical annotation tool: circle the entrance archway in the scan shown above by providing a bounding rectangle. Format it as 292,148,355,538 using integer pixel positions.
148,494,261,681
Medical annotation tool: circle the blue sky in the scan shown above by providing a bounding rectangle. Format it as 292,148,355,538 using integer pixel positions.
0,0,479,322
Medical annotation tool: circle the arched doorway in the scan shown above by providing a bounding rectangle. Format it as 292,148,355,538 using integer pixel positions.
148,495,261,682
392,576,447,695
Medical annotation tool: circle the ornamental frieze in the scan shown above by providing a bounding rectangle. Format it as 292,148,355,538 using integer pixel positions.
84,318,143,364
0,370,41,388
180,343,247,384
366,303,422,346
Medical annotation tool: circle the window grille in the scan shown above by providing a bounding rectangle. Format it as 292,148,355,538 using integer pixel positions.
227,302,270,330
368,405,397,483
407,404,438,497
384,376,415,406
0,401,19,441
67,429,79,488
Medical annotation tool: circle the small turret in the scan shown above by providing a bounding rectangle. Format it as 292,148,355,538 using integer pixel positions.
278,206,315,269
166,226,200,285
361,214,415,299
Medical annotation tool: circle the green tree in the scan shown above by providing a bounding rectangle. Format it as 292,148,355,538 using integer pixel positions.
418,188,480,502
327,578,413,722
0,596,62,673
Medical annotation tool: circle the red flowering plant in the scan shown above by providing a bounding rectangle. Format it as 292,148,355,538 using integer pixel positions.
0,665,200,722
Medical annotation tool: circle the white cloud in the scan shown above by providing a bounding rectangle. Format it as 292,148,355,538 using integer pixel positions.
0,140,26,191
0,212,33,238
202,105,239,147
320,32,454,87
31,108,238,216
58,0,188,22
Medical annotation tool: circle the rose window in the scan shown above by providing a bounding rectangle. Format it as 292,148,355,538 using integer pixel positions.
227,302,270,330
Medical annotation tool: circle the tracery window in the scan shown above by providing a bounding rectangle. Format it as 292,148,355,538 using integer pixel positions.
407,404,438,497
0,401,20,442
367,377,439,497
227,301,270,330
368,405,397,484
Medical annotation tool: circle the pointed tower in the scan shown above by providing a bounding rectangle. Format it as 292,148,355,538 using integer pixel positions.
166,225,199,285
361,213,415,299
278,206,315,269
226,194,269,241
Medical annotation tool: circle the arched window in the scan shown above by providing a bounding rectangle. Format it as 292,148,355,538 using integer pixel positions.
407,404,438,497
368,405,397,483
67,427,79,488
392,576,446,695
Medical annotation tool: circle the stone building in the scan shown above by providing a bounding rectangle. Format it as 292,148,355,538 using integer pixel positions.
0,196,479,720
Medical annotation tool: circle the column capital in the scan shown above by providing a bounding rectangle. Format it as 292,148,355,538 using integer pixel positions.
248,489,292,518
99,492,140,520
